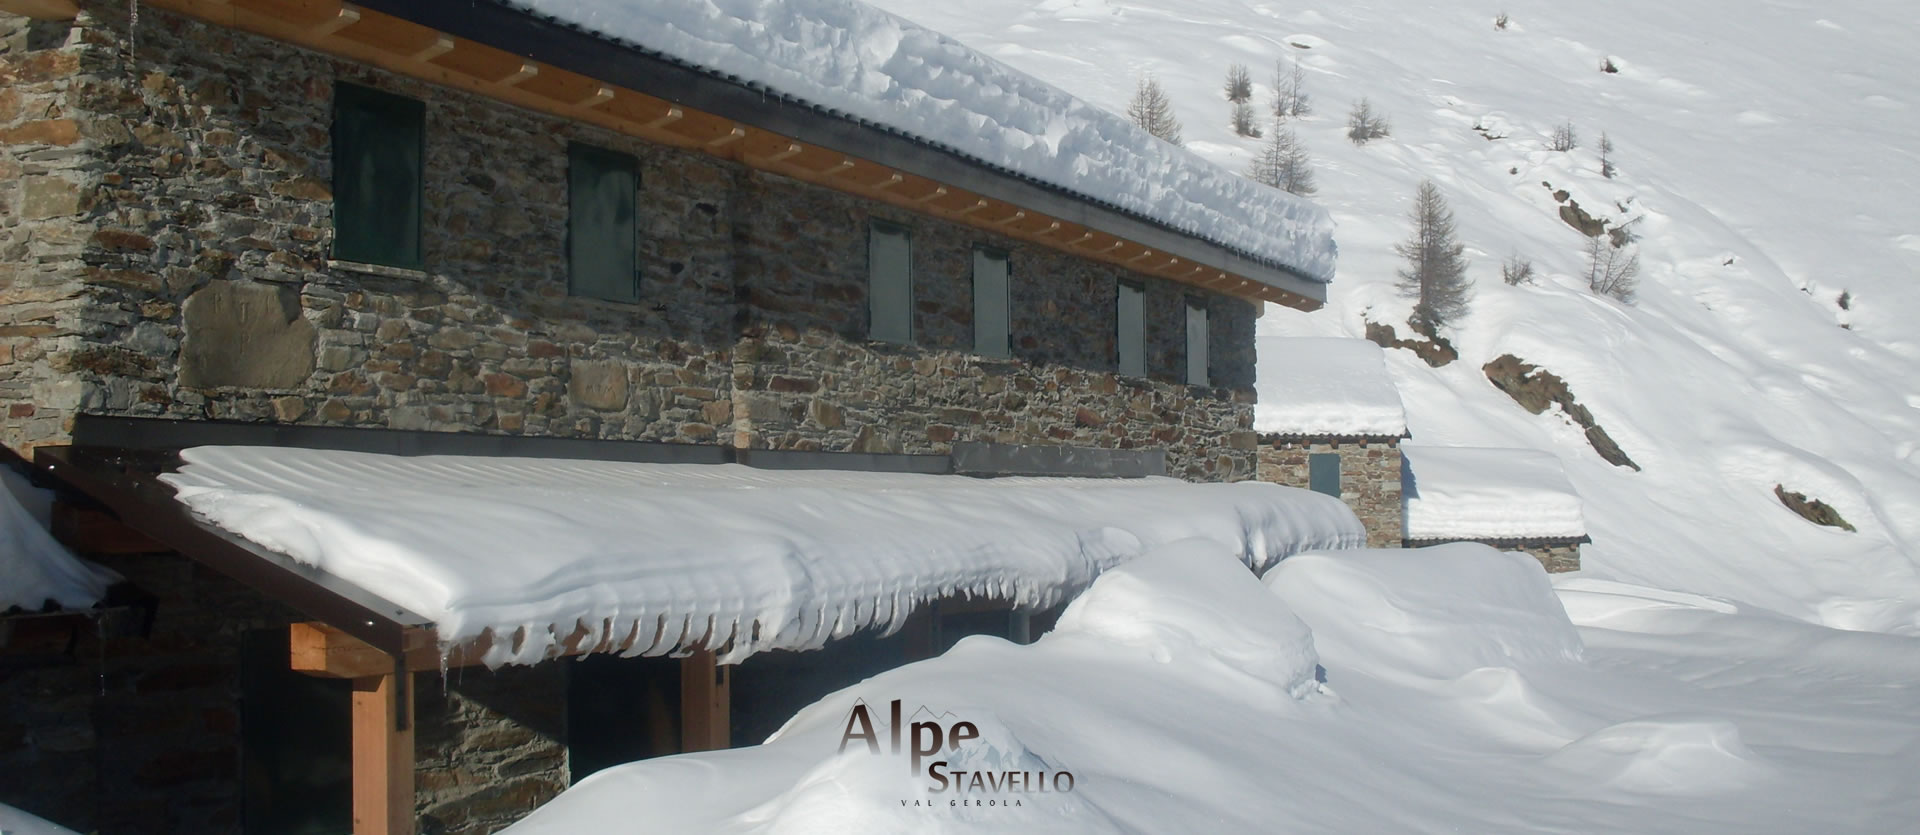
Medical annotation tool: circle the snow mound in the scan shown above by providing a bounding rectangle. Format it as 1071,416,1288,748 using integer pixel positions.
1545,716,1772,795
1266,544,1583,682
1,468,114,613
162,446,1362,664
0,804,82,835
511,0,1335,281
1252,337,1407,437
1054,538,1319,697
1401,446,1587,541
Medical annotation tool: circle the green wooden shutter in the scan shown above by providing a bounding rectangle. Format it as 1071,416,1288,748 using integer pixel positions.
568,143,640,303
331,83,424,270
972,247,1010,359
1310,452,1342,497
1116,280,1145,376
868,221,912,343
1185,297,1209,385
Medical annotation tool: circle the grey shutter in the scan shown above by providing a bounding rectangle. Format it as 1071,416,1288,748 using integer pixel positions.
331,83,425,269
1185,297,1209,385
568,143,640,303
869,222,912,343
1116,280,1145,376
972,247,1010,358
1309,453,1342,497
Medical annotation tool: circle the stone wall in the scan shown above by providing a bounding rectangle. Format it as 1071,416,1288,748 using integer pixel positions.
1256,436,1403,548
0,1,1261,480
416,667,569,835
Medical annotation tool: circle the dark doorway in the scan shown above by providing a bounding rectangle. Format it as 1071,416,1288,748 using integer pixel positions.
240,627,351,834
566,654,683,782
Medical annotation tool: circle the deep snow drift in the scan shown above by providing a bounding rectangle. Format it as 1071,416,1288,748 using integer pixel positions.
502,543,1920,833
857,0,1920,633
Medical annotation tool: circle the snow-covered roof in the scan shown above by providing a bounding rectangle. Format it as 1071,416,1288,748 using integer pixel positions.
503,0,1336,283
161,446,1364,665
1401,446,1587,542
1254,337,1407,437
1,468,115,614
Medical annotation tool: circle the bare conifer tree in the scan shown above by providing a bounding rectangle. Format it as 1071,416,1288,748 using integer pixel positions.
1549,120,1578,151
1128,74,1184,146
1346,97,1390,145
1394,180,1473,332
1586,236,1640,302
1599,131,1617,178
1231,101,1262,137
1272,58,1313,119
1247,123,1316,195
1224,63,1253,103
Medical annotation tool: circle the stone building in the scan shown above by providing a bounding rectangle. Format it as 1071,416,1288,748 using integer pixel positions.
1252,337,1407,547
1400,445,1588,573
0,0,1347,833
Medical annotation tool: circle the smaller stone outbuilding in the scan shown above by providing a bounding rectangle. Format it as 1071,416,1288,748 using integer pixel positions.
1401,445,1588,572
1254,337,1407,548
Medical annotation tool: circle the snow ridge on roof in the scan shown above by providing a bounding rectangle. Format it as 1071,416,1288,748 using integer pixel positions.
1402,446,1587,541
1,468,115,613
162,447,1364,665
504,0,1336,282
1254,337,1407,437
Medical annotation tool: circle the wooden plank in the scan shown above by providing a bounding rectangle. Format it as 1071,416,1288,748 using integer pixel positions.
679,650,731,752
351,672,415,835
0,0,79,19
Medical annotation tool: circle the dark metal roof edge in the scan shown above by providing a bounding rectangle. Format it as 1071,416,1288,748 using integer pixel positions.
32,446,429,654
349,0,1328,303
1256,431,1409,444
1401,535,1593,547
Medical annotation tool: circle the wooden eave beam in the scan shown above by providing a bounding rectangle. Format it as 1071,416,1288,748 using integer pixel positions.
139,0,1317,309
0,0,79,19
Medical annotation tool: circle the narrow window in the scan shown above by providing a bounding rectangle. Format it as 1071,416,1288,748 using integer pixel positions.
1185,296,1209,385
1309,452,1342,497
1116,279,1145,376
868,221,913,343
331,82,424,269
567,142,640,303
972,247,1010,358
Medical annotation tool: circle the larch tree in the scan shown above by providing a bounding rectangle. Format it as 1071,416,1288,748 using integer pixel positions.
1394,180,1473,332
1128,74,1184,146
1247,123,1316,196
1224,63,1253,103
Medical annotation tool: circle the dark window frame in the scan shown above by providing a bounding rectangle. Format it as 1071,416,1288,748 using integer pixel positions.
1115,278,1146,377
1185,295,1210,386
330,82,425,271
971,245,1011,359
867,219,915,344
566,141,642,304
1309,452,1342,497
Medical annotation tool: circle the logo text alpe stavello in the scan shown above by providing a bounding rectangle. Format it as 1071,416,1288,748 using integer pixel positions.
839,699,1076,802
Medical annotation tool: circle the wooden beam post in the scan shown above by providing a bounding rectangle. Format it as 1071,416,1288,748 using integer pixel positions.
679,650,730,752
352,671,416,835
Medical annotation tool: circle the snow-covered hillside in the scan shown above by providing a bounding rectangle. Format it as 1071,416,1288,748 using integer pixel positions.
864,0,1920,631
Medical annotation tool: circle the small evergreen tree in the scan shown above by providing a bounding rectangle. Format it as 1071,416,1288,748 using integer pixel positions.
1346,97,1390,145
1231,101,1262,137
1224,63,1254,103
1247,123,1316,196
1128,74,1184,146
1272,58,1313,119
1394,180,1472,332
1599,131,1617,178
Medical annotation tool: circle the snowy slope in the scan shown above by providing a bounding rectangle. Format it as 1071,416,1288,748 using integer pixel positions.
862,0,1920,632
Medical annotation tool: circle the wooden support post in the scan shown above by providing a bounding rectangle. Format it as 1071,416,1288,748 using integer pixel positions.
679,650,730,752
352,671,416,835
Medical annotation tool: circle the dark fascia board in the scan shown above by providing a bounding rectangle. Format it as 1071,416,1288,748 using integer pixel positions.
951,441,1166,479
1402,535,1592,548
33,446,429,650
73,415,732,465
352,0,1328,306
1257,431,1409,445
734,448,951,475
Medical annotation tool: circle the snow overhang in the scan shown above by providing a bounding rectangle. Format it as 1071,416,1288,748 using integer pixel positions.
1401,446,1588,542
42,419,1365,671
131,0,1331,309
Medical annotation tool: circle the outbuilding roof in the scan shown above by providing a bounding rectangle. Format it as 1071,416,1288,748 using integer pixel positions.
1254,337,1408,438
1401,446,1587,543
